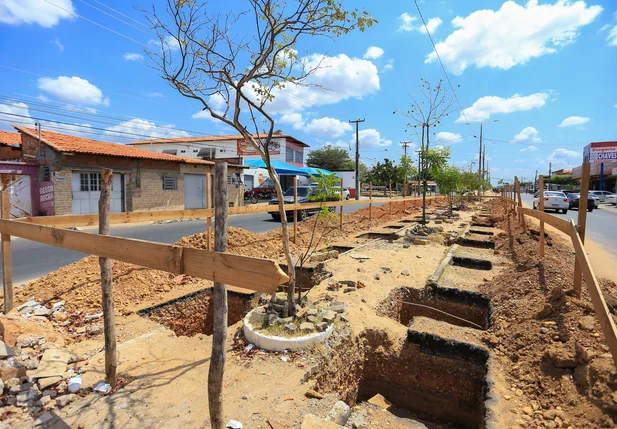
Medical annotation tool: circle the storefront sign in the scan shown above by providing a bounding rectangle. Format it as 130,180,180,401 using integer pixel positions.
39,183,55,214
237,139,281,156
589,146,617,163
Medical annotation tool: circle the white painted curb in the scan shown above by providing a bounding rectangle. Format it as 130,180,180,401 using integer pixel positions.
242,308,334,352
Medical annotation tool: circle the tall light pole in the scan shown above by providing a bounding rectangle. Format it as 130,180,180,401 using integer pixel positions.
469,120,499,195
349,118,365,200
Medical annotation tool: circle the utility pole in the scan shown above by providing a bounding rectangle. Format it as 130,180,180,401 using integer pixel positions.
534,170,538,192
349,118,365,200
548,162,552,191
478,123,483,177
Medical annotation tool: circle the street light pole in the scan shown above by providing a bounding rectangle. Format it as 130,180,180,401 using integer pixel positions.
349,118,365,200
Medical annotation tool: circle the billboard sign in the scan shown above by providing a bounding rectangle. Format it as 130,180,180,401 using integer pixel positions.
237,139,281,156
589,146,617,163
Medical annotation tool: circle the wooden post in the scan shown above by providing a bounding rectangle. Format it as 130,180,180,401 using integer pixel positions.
538,175,545,258
369,182,373,223
389,183,392,215
206,172,212,251
339,179,344,232
98,168,117,387
516,179,524,226
293,176,298,244
209,161,229,429
573,162,591,297
1,191,13,314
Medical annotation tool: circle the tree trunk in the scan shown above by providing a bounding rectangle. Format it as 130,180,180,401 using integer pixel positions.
208,161,229,429
421,123,427,224
266,165,296,317
98,168,117,387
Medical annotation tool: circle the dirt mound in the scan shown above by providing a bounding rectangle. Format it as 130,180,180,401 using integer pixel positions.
480,199,617,427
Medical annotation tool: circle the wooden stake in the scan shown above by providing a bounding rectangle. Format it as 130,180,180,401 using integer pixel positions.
293,176,298,244
206,172,212,251
369,182,372,223
209,161,229,429
516,179,524,227
573,162,591,297
389,183,392,215
339,179,344,232
98,168,117,387
1,191,13,314
538,175,545,258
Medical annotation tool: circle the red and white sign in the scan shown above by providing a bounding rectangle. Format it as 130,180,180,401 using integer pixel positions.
39,183,55,214
236,139,280,156
590,146,617,163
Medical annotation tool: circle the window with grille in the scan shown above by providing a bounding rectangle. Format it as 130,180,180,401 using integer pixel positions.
40,166,51,182
295,150,303,164
286,149,295,162
79,173,101,191
162,175,177,191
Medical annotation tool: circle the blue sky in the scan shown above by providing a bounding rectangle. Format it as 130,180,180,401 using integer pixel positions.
0,0,616,184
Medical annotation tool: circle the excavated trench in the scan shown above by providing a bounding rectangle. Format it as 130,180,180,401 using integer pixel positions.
378,285,491,330
457,236,496,249
138,289,259,336
314,328,489,429
452,255,493,270
355,232,398,241
469,229,495,236
279,263,331,293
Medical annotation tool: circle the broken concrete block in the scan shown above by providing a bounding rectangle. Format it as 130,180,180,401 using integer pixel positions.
307,309,318,317
301,414,344,429
267,314,279,326
299,322,315,332
284,323,297,332
316,322,329,332
0,341,15,358
329,302,347,314
309,250,339,263
343,287,356,293
327,400,352,425
55,394,76,408
368,393,393,410
414,238,430,245
339,280,356,287
322,311,336,323
0,358,26,381
401,270,410,276
34,411,54,426
248,308,267,326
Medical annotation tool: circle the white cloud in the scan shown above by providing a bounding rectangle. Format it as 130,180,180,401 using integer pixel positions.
608,25,617,46
457,92,549,123
105,119,190,140
279,112,305,130
382,59,394,72
426,1,603,74
37,76,109,106
0,0,75,27
0,102,35,129
323,140,349,149
520,145,538,152
511,126,541,144
397,12,442,34
363,46,384,60
304,117,352,137
149,35,180,51
547,148,580,168
352,128,391,149
248,53,380,113
52,39,64,52
559,115,590,127
124,52,143,61
435,131,462,144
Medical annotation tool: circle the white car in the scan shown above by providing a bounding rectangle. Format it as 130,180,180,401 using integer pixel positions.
607,194,617,205
343,187,351,200
589,194,601,208
589,190,614,203
533,191,569,214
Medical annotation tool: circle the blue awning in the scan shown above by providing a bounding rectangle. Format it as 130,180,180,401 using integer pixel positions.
243,159,307,175
301,167,338,177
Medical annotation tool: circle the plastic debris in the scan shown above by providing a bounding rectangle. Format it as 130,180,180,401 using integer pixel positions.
93,382,112,394
226,420,243,429
68,376,82,393
244,344,254,352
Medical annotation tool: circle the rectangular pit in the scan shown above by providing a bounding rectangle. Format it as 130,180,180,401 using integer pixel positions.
452,256,493,270
469,229,494,236
383,225,405,229
355,232,398,241
137,289,259,337
314,329,489,429
378,285,491,330
279,263,330,293
457,237,495,249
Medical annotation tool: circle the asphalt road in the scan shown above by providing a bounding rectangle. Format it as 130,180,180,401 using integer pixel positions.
0,202,379,285
520,193,617,255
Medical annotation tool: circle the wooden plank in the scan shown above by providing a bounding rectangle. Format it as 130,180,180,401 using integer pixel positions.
206,172,212,251
517,179,524,226
0,220,287,293
569,220,617,366
574,162,591,296
1,191,12,314
517,207,571,236
538,175,545,258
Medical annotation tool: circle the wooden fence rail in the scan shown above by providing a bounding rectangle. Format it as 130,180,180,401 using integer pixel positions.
0,219,288,295
502,194,617,368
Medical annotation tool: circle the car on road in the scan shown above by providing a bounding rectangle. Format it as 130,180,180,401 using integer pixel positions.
269,186,336,221
589,190,614,203
343,187,350,200
533,191,569,213
607,194,617,205
566,193,595,212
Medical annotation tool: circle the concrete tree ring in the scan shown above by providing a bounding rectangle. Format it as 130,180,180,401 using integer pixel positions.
242,308,334,352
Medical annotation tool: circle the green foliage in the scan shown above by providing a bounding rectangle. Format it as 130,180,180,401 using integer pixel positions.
369,158,399,187
432,165,460,209
306,147,354,171
549,174,575,186
424,147,451,176
307,171,341,203
398,155,417,184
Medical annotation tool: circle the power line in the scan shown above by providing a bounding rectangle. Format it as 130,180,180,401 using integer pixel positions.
42,0,147,46
412,0,476,135
77,0,151,35
89,0,149,28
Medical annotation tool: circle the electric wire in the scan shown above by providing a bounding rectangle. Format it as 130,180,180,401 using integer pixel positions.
77,0,152,35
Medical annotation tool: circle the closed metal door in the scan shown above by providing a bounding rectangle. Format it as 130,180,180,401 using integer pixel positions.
184,173,206,209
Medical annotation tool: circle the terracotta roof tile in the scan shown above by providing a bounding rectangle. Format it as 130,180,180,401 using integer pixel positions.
13,126,214,165
0,130,22,146
129,133,309,147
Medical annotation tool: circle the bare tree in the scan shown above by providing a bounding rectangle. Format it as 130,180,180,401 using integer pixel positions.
398,78,455,223
144,0,374,319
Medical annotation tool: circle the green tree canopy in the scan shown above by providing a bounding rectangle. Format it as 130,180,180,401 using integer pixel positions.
306,147,354,171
